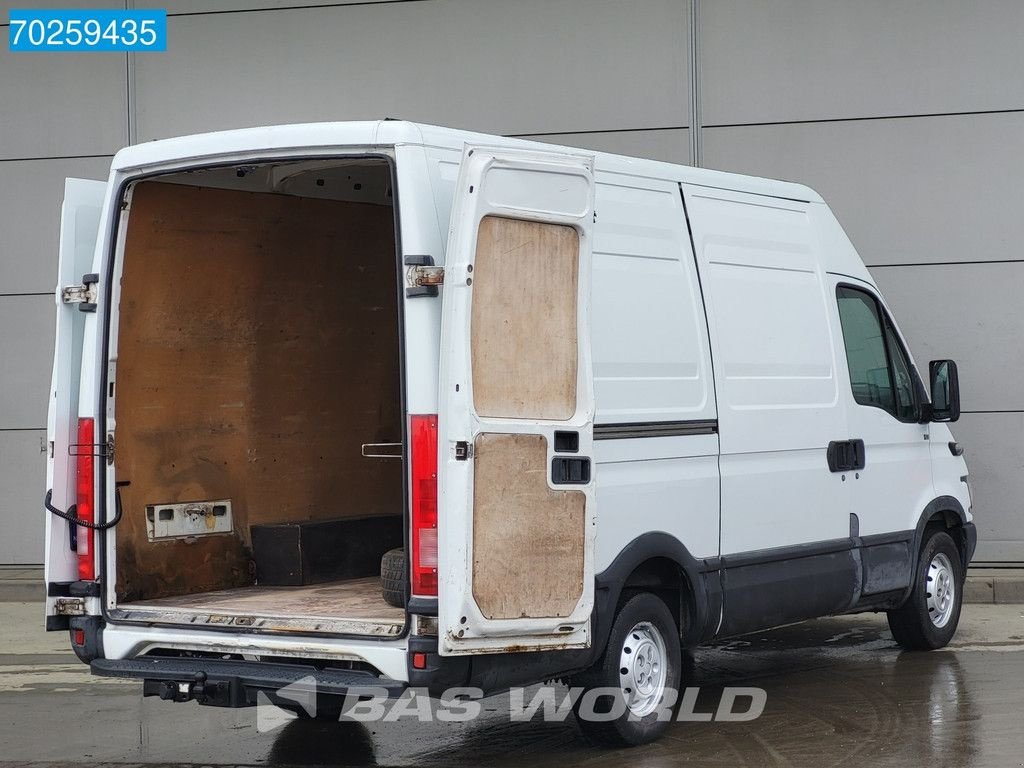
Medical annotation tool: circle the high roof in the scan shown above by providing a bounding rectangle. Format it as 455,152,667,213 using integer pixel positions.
110,120,823,204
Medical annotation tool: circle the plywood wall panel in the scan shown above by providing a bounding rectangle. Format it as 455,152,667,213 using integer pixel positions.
114,180,401,601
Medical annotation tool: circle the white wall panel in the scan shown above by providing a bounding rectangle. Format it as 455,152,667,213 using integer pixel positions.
134,0,688,140
702,0,1024,125
0,157,113,294
0,295,55,429
520,128,690,165
870,262,1024,414
703,112,1024,267
951,412,1024,563
0,430,46,564
0,48,126,159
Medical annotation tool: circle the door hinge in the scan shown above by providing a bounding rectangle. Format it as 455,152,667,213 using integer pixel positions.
404,255,444,298
61,273,99,313
54,597,86,616
70,434,115,465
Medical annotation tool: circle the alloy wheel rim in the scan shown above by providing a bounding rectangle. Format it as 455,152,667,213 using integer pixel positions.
618,621,668,717
926,552,956,628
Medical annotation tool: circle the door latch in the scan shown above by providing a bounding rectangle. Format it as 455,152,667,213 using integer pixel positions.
405,255,444,298
408,264,444,287
61,273,99,313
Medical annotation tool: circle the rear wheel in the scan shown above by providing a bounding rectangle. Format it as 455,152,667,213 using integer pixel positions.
380,548,407,608
887,529,963,650
571,592,681,747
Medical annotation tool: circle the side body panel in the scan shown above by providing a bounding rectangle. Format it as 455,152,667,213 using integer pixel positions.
684,185,849,554
684,185,862,637
929,421,972,522
423,147,721,580
590,173,719,569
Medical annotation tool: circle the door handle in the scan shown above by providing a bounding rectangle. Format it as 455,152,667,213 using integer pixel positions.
551,456,591,485
827,439,865,473
361,442,403,459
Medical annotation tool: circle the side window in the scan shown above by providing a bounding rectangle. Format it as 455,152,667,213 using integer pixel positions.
836,286,919,421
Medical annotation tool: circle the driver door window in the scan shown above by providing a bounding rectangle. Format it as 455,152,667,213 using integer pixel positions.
836,286,919,422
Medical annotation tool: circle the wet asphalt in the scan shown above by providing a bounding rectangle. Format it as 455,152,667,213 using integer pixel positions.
2,603,1023,767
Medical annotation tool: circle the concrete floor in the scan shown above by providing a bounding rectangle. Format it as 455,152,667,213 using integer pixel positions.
2,603,1023,767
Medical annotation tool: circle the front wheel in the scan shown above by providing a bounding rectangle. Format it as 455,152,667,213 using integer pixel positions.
571,592,681,747
887,530,963,650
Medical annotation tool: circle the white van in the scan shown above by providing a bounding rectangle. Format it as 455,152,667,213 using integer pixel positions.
44,121,975,746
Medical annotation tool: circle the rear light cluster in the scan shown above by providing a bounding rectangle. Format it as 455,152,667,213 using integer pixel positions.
410,414,438,596
75,417,96,581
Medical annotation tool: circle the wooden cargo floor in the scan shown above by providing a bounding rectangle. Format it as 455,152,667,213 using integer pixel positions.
121,577,405,636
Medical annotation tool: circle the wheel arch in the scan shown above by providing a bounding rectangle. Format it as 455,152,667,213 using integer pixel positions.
592,533,715,659
906,496,975,598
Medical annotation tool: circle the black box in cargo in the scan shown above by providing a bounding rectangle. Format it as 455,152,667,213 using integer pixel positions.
251,516,403,587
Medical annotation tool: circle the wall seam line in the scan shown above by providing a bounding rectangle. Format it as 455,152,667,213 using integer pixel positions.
687,0,702,167
705,106,1024,130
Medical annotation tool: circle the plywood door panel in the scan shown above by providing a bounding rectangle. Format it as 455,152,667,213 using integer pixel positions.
471,216,579,421
471,432,585,620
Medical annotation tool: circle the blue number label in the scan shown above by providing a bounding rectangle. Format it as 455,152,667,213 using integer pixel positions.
9,9,167,52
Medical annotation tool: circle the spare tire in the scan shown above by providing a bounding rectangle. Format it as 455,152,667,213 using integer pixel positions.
380,548,407,608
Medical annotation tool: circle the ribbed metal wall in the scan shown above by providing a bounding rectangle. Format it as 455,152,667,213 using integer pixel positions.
1,0,1019,563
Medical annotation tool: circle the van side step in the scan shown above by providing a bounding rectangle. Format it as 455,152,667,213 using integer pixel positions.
91,657,406,708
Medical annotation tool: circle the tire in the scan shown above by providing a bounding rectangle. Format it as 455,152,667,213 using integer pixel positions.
380,548,407,608
571,592,681,747
887,529,963,650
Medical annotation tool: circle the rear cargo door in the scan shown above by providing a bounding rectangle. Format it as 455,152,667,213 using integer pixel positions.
44,178,105,621
438,147,596,655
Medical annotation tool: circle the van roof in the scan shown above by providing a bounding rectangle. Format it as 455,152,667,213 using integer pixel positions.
110,120,824,204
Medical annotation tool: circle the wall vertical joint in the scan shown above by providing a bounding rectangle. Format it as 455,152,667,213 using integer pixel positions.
687,0,702,167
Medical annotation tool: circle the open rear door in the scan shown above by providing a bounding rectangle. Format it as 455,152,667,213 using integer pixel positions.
438,147,596,655
44,178,105,625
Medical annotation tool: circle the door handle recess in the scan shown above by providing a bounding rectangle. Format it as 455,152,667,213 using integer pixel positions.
551,456,591,485
827,439,865,473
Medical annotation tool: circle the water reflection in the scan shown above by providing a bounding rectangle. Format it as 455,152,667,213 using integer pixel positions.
262,621,981,767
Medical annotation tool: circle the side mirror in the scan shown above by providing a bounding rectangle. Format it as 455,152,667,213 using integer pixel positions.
929,360,961,422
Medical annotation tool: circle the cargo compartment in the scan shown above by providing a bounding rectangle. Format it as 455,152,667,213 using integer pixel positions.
108,158,406,637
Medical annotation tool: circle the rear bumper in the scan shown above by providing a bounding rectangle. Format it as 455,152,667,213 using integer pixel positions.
92,657,406,709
